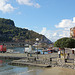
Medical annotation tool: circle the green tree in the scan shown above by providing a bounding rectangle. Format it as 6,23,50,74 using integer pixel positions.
54,37,75,48
54,37,75,60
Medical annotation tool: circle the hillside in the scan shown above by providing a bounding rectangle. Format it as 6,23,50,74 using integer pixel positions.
0,18,52,44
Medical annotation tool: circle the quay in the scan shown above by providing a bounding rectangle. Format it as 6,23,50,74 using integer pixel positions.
9,59,51,68
0,53,75,69
0,53,51,67
0,53,27,59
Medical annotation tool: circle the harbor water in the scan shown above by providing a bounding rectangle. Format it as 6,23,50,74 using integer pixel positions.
0,59,44,75
7,47,48,54
0,47,45,75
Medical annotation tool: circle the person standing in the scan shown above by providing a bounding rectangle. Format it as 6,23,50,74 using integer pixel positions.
58,50,61,58
67,53,70,59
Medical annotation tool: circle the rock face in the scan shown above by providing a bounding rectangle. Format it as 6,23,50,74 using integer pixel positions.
0,18,52,44
0,18,15,27
40,36,52,44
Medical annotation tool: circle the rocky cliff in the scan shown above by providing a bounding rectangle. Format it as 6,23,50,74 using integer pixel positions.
0,18,52,44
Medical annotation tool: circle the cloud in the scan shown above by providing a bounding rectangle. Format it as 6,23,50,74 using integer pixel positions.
40,27,55,41
40,17,75,42
59,30,70,37
40,27,47,35
16,0,33,6
0,0,15,13
40,27,52,39
34,3,40,8
40,27,70,42
55,17,75,28
53,32,57,36
54,17,75,41
16,0,40,8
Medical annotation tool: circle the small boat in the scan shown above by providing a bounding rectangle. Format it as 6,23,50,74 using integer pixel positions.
6,49,14,53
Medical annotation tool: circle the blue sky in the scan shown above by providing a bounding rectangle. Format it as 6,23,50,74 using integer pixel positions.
0,0,75,42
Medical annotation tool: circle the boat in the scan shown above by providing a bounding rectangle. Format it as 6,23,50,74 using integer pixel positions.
24,45,32,53
42,47,55,53
47,48,54,53
24,44,40,54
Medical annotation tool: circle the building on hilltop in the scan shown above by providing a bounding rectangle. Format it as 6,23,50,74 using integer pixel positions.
70,27,75,39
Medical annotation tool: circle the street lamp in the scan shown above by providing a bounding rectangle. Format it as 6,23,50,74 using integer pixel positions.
36,38,39,59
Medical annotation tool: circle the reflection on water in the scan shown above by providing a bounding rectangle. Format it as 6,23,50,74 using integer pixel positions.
7,47,25,53
0,60,3,66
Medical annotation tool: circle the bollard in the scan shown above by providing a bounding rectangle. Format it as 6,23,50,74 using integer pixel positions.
50,58,52,64
34,57,36,61
50,58,52,61
65,59,67,62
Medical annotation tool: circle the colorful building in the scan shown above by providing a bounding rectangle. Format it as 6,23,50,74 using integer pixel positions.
70,27,75,38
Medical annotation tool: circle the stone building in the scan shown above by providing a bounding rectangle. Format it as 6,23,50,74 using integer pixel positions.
70,27,75,39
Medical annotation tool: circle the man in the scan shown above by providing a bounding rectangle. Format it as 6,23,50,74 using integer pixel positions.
58,50,61,58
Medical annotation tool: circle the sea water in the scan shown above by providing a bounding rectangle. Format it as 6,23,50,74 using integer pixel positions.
0,47,44,75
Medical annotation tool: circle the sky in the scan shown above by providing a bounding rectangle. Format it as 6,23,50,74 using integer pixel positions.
0,0,75,42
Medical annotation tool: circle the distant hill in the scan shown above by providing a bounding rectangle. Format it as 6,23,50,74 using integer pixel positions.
0,18,52,44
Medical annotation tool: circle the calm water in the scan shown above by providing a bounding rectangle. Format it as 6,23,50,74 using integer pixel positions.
0,47,45,75
7,47,48,54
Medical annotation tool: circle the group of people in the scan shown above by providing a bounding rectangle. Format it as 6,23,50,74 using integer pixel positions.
58,50,70,59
